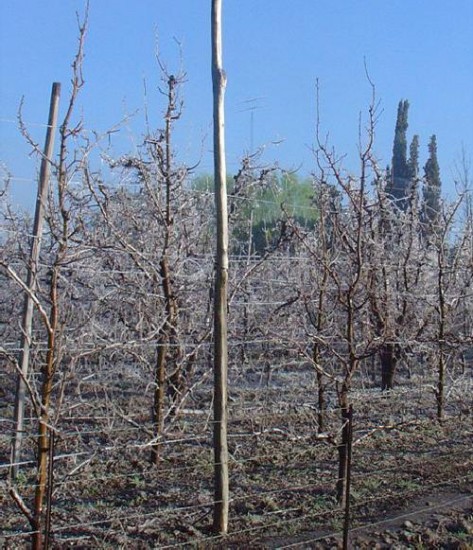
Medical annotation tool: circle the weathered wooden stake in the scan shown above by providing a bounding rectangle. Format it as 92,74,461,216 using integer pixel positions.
10,82,61,480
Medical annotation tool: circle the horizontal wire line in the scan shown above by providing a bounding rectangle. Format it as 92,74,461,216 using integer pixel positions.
162,473,473,548
0,117,54,128
0,385,468,433
3,463,470,540
2,416,469,474
3,335,472,354
12,442,472,494
4,418,470,490
278,493,473,549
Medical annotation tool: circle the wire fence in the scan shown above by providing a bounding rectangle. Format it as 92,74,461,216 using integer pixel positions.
1,112,472,547
1,358,472,547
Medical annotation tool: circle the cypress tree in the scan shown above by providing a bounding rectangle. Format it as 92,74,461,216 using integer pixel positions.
386,99,418,210
387,100,411,208
408,134,420,179
421,135,442,239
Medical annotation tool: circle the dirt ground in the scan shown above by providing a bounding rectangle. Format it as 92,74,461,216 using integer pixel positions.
1,365,472,548
261,489,472,549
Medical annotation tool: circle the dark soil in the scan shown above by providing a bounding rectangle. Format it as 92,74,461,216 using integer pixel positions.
1,365,472,548
262,490,472,549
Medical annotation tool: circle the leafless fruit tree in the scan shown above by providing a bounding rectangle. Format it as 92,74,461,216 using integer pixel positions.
1,11,90,548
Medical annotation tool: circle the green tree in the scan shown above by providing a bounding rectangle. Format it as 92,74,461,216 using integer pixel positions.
421,135,442,239
408,134,420,179
386,100,411,208
193,171,316,255
243,173,316,254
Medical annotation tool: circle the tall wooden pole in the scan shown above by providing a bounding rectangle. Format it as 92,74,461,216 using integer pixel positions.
211,0,229,534
10,82,61,479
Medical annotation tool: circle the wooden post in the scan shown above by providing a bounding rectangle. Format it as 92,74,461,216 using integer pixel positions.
10,82,61,479
342,404,354,550
211,0,229,534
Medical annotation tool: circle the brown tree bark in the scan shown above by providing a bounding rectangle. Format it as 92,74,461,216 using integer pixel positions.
336,384,350,506
380,343,398,391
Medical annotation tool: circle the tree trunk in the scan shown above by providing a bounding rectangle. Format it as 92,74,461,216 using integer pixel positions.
436,247,446,422
150,74,178,463
313,343,325,433
336,385,350,505
316,369,325,433
32,266,60,550
380,343,397,391
436,349,445,421
151,257,177,464
151,338,167,464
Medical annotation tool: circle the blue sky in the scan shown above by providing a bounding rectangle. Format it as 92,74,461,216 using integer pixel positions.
1,1,472,210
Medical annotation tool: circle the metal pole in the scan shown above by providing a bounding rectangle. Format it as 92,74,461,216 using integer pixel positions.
10,82,61,479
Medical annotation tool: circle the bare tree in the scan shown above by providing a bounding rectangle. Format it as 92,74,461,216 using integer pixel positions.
10,81,61,480
429,196,469,420
307,89,383,504
83,67,214,463
369,178,426,391
1,11,90,547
